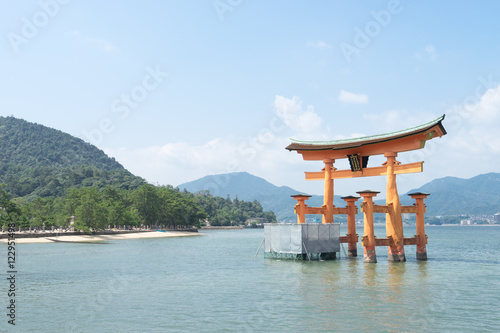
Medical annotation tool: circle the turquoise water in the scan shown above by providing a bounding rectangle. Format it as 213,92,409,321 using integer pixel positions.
3,226,500,332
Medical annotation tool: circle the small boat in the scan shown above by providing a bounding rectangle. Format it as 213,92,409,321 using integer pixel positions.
46,238,108,244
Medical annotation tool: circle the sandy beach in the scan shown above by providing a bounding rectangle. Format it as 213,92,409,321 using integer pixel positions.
0,231,202,244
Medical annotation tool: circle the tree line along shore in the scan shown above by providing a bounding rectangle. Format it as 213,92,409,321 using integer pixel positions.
0,184,277,233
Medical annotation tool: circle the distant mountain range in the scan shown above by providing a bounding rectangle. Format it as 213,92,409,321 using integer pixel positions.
179,172,500,220
400,172,500,216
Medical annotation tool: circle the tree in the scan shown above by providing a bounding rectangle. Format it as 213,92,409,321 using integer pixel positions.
191,191,275,226
103,186,140,227
27,197,55,228
132,184,161,226
0,184,21,229
71,188,108,232
156,186,206,228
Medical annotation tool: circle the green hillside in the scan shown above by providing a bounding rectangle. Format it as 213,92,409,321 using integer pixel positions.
0,116,146,199
0,116,123,169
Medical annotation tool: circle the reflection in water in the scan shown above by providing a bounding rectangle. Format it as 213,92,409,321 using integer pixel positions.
363,261,379,287
417,260,428,278
358,262,384,332
387,262,406,288
347,257,358,274
382,262,408,331
271,252,439,332
280,226,499,332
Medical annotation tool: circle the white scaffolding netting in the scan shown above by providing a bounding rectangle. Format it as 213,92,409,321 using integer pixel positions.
264,224,340,254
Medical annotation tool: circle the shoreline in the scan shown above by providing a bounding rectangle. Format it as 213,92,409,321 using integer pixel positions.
0,228,198,239
200,226,245,230
0,230,203,244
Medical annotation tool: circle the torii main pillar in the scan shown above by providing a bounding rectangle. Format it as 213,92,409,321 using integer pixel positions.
322,159,334,224
385,152,405,262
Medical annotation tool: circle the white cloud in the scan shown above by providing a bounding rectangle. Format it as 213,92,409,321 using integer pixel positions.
414,44,437,62
104,134,300,189
362,110,438,133
273,95,322,134
445,84,500,154
71,30,116,53
466,85,500,122
391,84,500,187
338,90,368,104
362,110,408,128
307,40,330,49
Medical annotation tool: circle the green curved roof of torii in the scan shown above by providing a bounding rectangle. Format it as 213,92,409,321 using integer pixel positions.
286,114,446,151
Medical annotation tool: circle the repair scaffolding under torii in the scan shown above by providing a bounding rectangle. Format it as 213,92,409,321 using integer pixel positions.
265,115,447,263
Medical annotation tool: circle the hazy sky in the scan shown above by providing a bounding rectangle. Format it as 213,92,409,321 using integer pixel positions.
2,1,500,197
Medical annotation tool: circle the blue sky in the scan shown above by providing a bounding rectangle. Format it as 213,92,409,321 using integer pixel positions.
1,0,500,197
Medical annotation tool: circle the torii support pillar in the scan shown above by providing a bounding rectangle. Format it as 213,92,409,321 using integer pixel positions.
358,191,379,263
385,152,406,262
322,159,335,224
342,195,360,257
291,194,311,224
409,192,430,261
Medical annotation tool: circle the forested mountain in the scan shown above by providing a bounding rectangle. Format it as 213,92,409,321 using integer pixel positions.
0,116,122,169
0,116,146,199
2,164,145,200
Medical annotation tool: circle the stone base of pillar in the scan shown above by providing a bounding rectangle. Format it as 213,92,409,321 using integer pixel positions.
416,242,427,260
388,253,406,262
363,249,377,263
388,246,406,262
416,251,427,261
348,248,357,257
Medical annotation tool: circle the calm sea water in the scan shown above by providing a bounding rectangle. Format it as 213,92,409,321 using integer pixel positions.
3,225,500,332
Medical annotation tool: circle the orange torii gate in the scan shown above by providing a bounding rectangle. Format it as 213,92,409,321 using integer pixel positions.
286,115,447,262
